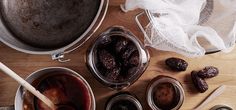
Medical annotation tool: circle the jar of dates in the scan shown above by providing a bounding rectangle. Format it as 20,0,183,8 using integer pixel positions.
146,75,185,110
105,92,143,110
86,26,150,89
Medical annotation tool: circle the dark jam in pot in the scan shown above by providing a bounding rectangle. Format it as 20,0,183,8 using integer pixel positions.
95,35,140,83
110,100,138,110
152,82,180,110
34,74,91,110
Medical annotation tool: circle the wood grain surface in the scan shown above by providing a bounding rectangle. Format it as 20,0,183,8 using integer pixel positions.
0,0,236,110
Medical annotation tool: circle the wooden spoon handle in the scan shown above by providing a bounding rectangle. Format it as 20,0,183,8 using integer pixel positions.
194,85,226,110
0,62,56,110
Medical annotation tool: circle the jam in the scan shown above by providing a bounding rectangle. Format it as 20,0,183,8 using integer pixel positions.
35,74,91,110
23,73,92,110
153,82,180,110
147,75,185,110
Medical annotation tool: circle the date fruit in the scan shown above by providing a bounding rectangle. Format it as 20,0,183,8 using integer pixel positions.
95,35,140,83
121,43,137,60
197,66,219,78
126,67,137,78
98,49,116,70
165,57,188,71
129,51,139,66
106,67,121,81
191,71,208,93
99,36,112,47
115,38,129,53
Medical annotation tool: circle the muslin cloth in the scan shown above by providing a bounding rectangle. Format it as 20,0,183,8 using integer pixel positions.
122,0,236,57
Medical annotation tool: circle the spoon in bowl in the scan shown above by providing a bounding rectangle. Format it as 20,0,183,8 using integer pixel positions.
0,62,61,110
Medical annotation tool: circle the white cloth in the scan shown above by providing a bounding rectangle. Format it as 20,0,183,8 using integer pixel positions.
123,0,236,57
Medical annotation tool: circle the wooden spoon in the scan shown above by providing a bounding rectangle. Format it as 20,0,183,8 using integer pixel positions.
194,85,226,110
0,62,56,110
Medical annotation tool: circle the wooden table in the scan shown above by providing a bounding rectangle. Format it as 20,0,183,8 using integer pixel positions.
0,0,236,110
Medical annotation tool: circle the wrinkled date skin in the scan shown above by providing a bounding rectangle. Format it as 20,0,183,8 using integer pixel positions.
115,38,129,54
191,71,208,93
128,51,139,66
98,49,116,70
99,36,112,47
106,67,121,81
121,43,137,61
197,66,219,78
165,57,188,71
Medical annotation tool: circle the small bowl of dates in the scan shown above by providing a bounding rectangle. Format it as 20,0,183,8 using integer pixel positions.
86,26,150,89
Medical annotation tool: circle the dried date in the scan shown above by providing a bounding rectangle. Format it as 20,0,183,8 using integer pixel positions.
128,51,139,66
126,67,137,78
98,49,116,69
121,43,137,60
99,36,112,47
115,38,129,53
96,62,107,76
191,71,208,93
197,66,219,78
106,67,121,81
165,57,188,71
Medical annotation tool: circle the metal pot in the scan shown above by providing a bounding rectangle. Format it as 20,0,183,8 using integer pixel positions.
0,0,108,62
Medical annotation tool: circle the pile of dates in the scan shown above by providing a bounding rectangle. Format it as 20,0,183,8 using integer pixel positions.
95,35,140,82
191,66,219,93
165,57,219,93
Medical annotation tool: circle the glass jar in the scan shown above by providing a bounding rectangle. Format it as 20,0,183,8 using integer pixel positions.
146,75,185,110
105,92,143,110
86,26,150,89
210,105,233,110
